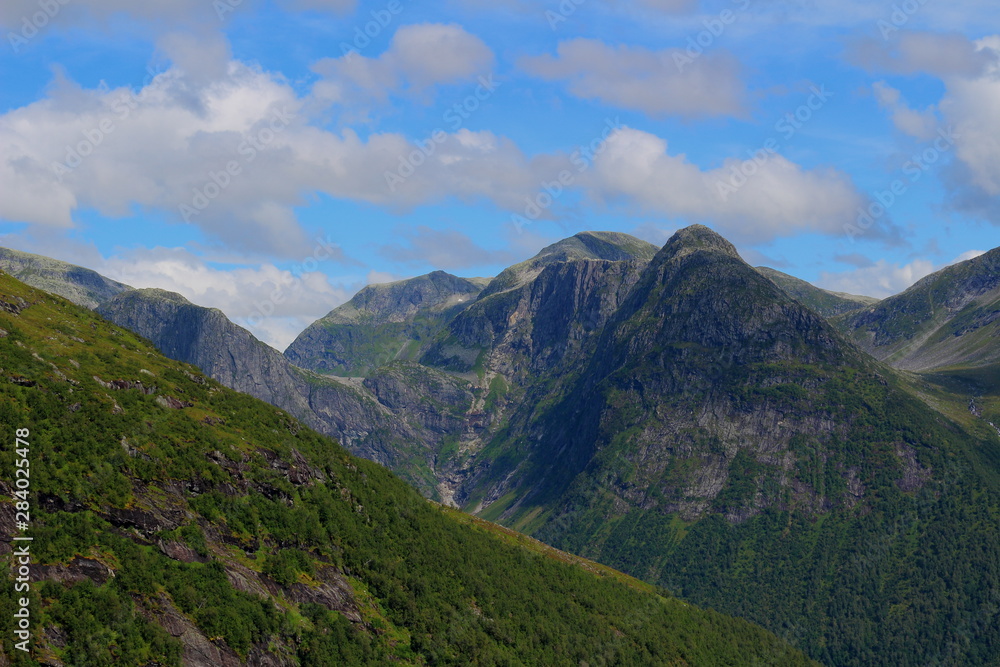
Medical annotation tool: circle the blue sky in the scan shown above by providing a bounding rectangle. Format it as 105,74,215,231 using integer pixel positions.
1,0,998,348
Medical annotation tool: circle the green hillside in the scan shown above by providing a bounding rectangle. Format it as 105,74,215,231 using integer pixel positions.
0,272,815,666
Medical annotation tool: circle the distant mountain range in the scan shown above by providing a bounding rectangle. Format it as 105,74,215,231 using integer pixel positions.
3,227,1000,665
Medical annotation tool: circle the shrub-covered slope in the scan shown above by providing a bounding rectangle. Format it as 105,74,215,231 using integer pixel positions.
0,272,815,666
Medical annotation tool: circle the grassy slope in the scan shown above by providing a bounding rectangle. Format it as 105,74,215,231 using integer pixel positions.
0,273,815,666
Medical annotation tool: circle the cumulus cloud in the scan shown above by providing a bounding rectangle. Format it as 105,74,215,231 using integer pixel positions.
311,23,495,105
848,34,1000,226
818,258,935,298
520,39,749,119
872,81,938,140
940,37,1000,198
580,127,868,243
0,53,545,256
818,249,986,298
847,31,997,78
101,246,353,350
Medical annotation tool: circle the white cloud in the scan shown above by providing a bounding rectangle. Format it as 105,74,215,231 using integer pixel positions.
581,127,868,243
940,37,1000,198
950,249,986,264
848,31,997,78
818,249,986,298
311,23,495,105
872,81,938,140
520,38,748,119
101,246,352,350
818,258,935,298
0,54,543,256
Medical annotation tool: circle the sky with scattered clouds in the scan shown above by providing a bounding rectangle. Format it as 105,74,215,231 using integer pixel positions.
0,0,997,349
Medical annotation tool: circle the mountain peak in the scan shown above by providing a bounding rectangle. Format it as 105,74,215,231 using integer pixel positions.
478,231,658,299
131,287,194,305
534,231,660,264
658,225,741,263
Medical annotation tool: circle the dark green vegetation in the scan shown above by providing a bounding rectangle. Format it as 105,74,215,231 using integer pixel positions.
0,273,815,665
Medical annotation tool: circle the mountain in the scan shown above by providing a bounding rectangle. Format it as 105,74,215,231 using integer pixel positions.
836,247,1000,374
445,226,1000,665
0,270,817,666
285,271,490,377
0,246,131,308
11,231,1000,664
477,230,659,298
756,266,878,318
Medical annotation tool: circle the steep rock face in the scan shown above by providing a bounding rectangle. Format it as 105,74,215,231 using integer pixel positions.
422,258,647,383
0,246,131,308
284,271,489,376
98,289,309,409
462,225,857,517
837,247,1000,372
756,266,879,318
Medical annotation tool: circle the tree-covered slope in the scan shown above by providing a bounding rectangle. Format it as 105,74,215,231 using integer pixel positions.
0,271,818,666
457,227,1000,666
